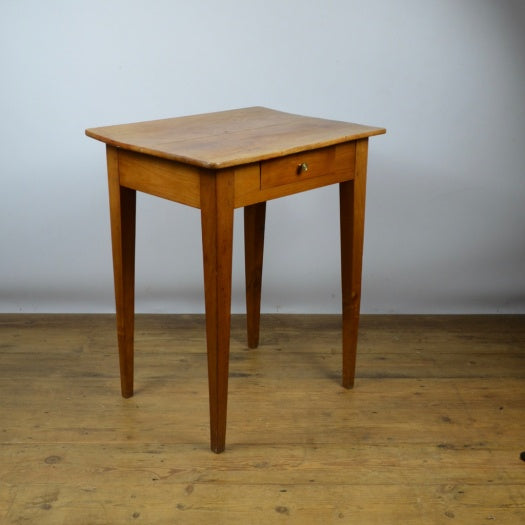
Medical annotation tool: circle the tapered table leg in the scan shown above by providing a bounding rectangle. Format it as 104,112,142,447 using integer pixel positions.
106,146,136,398
200,170,235,453
340,138,369,389
244,202,266,349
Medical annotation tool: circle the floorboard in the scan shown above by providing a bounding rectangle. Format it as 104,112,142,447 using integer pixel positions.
1,314,524,523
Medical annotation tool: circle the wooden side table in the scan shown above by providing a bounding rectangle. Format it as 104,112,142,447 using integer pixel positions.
86,107,385,452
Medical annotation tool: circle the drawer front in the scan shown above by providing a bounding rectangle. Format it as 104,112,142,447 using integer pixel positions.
260,142,355,190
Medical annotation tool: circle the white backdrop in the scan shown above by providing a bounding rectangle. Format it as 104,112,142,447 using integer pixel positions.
1,0,524,314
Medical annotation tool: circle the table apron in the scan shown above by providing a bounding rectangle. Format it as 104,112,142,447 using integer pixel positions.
114,140,359,210
117,148,202,208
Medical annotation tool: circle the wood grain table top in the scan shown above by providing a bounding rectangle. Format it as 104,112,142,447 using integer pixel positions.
86,106,385,169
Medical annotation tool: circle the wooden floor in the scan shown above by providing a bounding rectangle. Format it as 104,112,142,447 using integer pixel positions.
1,314,524,524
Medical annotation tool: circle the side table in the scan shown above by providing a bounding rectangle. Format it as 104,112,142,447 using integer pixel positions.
86,107,385,452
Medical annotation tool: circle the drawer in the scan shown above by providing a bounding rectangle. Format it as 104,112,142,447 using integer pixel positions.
260,142,355,190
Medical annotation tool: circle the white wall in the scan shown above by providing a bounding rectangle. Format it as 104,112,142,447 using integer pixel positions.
1,0,524,314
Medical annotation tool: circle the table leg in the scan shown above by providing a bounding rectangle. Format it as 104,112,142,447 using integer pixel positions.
106,146,136,398
340,138,369,389
200,170,235,453
244,202,266,349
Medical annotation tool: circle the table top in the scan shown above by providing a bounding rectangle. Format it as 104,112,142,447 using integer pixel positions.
86,107,385,169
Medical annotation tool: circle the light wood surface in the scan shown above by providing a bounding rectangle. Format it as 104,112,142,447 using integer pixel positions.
86,107,385,169
107,146,136,398
244,202,266,349
118,149,202,208
87,108,385,452
340,138,368,388
200,170,235,453
260,142,355,189
1,315,524,524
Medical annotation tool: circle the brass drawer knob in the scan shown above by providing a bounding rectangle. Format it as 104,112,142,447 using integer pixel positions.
297,162,309,175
